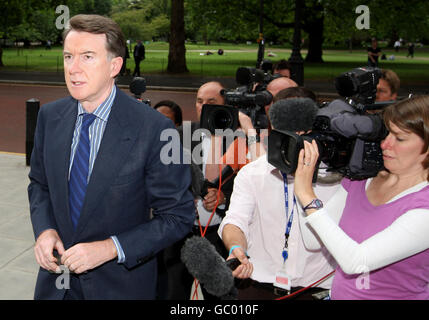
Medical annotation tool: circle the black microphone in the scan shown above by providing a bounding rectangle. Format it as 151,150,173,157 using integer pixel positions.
268,97,319,132
181,236,239,298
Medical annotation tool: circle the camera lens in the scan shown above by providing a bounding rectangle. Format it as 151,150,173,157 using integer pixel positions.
211,109,233,130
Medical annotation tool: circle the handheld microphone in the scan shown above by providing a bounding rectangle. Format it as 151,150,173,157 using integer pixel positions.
181,236,238,298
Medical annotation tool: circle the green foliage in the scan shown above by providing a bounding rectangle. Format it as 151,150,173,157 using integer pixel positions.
185,0,259,42
111,0,171,40
112,9,151,40
64,0,112,16
323,0,429,46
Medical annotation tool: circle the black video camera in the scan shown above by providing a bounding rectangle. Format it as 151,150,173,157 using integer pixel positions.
335,66,381,111
200,67,277,134
268,67,391,180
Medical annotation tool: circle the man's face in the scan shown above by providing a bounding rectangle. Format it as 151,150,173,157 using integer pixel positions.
63,30,122,111
156,106,176,125
376,79,397,102
195,83,225,120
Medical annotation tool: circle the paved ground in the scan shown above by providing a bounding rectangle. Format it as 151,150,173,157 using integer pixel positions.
0,152,38,300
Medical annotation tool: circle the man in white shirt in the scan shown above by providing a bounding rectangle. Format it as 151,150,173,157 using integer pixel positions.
218,96,339,300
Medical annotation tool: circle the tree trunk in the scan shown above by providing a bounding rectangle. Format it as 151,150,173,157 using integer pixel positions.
304,16,324,63
389,29,399,47
0,47,3,67
167,0,188,73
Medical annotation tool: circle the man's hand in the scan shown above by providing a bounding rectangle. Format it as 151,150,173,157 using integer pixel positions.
34,229,65,273
228,246,253,279
203,188,225,211
61,239,117,274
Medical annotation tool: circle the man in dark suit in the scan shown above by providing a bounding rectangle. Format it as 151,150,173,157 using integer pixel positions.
28,14,194,300
133,39,145,77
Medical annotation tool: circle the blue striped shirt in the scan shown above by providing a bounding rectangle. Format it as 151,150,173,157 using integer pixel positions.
69,85,116,180
69,85,125,263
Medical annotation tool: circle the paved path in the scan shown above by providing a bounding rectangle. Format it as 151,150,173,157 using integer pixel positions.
0,152,38,300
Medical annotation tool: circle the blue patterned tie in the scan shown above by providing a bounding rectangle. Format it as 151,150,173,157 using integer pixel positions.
69,113,96,229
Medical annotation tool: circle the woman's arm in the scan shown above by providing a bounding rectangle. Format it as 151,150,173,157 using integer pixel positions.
306,207,429,274
297,185,347,250
294,140,429,274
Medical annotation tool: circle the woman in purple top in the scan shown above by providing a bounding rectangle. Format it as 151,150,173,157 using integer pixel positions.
294,95,429,300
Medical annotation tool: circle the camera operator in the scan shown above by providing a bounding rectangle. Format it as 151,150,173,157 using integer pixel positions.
188,81,232,222
294,95,429,300
376,69,400,103
221,77,298,170
174,81,240,300
218,94,339,300
272,59,292,78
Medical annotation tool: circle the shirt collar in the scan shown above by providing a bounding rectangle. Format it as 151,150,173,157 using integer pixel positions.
264,154,294,181
264,154,278,174
77,85,117,121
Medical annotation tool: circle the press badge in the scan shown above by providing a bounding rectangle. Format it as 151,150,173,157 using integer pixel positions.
274,269,291,291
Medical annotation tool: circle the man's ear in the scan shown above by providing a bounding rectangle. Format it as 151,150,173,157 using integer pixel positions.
110,56,123,78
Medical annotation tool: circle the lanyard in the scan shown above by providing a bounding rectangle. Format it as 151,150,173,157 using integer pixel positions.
281,172,295,263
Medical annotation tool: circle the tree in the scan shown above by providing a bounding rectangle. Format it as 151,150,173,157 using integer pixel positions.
111,0,171,41
185,0,325,62
323,0,429,48
167,0,188,73
301,1,324,62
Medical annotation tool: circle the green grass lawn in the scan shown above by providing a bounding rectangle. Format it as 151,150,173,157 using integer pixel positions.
2,42,429,84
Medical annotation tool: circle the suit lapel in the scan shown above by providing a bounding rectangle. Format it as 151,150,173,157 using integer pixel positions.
46,98,78,237
73,92,139,237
